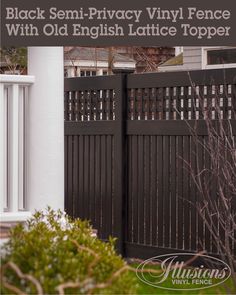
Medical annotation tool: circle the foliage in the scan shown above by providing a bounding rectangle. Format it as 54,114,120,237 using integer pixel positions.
0,208,137,294
183,84,236,292
0,47,27,74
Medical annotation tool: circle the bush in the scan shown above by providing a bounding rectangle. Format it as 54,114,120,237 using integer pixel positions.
0,208,136,294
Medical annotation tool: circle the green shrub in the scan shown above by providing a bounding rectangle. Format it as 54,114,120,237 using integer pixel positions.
0,208,137,294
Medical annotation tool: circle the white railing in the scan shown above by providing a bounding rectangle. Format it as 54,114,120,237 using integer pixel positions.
0,75,35,222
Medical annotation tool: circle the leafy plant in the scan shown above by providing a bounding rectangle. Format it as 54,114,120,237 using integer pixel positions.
0,208,137,294
0,47,27,74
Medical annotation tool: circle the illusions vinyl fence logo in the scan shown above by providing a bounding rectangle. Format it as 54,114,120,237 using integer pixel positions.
136,253,231,291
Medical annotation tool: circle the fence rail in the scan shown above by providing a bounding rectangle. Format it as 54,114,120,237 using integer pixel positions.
64,68,236,258
0,75,34,222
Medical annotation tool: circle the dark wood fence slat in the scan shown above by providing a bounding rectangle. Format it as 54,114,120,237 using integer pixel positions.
183,136,190,250
78,136,84,220
84,135,90,219
101,135,106,239
190,136,197,251
67,136,73,216
73,136,79,218
95,135,101,234
177,136,184,249
89,136,95,225
138,136,144,244
132,135,139,244
157,136,164,247
170,136,177,249
64,136,68,211
144,136,151,245
163,136,170,248
106,135,112,237
196,136,204,252
151,136,157,246
127,136,133,243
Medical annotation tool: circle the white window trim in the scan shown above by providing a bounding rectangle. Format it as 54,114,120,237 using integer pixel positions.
80,69,97,77
202,47,236,69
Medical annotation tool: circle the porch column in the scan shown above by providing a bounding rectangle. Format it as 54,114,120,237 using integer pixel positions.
27,47,64,212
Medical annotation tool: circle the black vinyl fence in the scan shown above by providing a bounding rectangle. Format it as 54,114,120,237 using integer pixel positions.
64,68,236,258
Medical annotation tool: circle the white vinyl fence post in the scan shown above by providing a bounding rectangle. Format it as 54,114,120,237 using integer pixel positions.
27,47,64,212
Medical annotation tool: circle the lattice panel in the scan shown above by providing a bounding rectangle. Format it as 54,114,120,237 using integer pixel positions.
64,89,115,121
128,84,236,120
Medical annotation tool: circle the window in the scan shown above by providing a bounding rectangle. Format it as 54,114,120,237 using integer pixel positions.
203,47,236,69
207,48,236,65
80,70,97,77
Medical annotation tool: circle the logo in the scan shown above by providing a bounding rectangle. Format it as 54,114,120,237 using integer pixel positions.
136,253,231,291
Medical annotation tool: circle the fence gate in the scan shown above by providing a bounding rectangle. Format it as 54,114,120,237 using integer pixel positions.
64,69,236,258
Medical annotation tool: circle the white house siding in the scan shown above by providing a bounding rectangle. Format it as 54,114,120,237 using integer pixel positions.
183,47,202,70
159,65,185,72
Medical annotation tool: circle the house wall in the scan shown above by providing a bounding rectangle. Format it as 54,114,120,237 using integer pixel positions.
64,60,135,77
160,46,236,72
158,65,185,72
183,47,202,70
115,47,175,73
159,46,203,72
